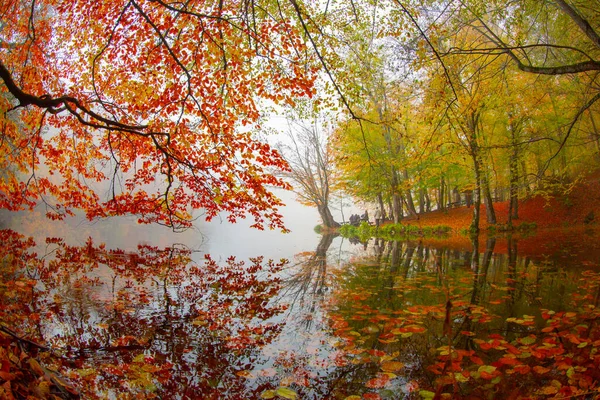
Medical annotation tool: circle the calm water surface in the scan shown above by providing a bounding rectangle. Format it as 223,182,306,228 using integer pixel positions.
1,197,599,399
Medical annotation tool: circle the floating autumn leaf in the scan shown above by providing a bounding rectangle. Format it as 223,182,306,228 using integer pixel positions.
454,372,470,383
275,386,297,400
477,365,498,380
261,390,277,399
533,366,551,375
380,361,404,372
236,370,255,379
539,385,559,395
419,390,436,399
519,335,537,345
362,393,382,400
365,373,391,389
498,356,520,366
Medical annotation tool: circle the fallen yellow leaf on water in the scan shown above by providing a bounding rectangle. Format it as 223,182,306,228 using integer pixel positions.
380,361,404,372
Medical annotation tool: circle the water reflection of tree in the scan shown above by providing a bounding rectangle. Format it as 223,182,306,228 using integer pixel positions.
0,229,286,399
280,233,335,331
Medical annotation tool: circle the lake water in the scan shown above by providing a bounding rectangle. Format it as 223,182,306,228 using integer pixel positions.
1,195,599,399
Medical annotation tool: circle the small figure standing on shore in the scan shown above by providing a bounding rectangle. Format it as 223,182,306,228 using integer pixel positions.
374,207,382,227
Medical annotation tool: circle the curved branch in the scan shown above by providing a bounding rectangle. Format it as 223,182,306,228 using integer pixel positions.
0,59,148,132
515,59,600,75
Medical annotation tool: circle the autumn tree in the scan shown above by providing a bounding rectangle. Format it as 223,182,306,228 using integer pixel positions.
0,0,316,231
277,108,339,228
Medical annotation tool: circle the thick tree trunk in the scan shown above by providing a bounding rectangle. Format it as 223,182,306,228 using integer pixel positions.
318,203,336,228
425,190,431,212
392,192,403,223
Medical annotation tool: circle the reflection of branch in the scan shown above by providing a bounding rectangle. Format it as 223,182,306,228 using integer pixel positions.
0,324,50,350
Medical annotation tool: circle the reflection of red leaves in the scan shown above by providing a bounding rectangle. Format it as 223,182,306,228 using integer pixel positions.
367,349,386,358
365,373,391,388
363,392,382,400
331,319,349,330
470,355,484,365
512,365,531,375
498,357,520,366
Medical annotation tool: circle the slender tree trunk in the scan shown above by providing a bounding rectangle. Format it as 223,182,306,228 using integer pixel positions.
471,162,481,234
419,188,425,214
439,176,446,211
467,111,482,234
521,161,531,197
482,171,497,224
404,190,418,217
509,153,520,225
402,170,418,217
377,193,387,222
508,127,520,226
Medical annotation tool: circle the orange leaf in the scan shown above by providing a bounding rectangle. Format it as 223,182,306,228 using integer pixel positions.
533,366,551,374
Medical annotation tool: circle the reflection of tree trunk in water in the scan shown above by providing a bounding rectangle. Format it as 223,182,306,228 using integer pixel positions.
389,240,401,275
310,233,335,297
402,242,416,279
471,237,496,305
457,237,496,349
383,241,402,300
415,242,424,272
373,238,385,265
284,233,335,331
435,248,447,285
314,233,335,259
470,235,479,274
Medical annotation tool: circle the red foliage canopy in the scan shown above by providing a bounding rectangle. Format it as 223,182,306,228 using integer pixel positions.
0,0,316,230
